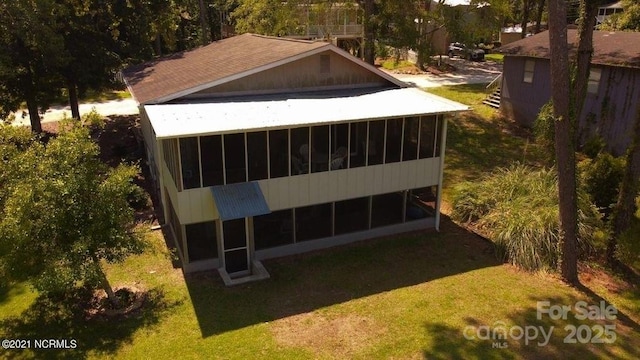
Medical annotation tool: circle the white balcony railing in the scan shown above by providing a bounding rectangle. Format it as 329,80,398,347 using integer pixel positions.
306,24,364,37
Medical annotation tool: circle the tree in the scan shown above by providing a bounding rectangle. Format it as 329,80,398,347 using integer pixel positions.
0,0,67,132
0,121,146,307
548,0,579,284
609,108,640,266
232,0,302,36
360,0,376,65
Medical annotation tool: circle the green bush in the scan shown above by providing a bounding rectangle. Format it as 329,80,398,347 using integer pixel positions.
451,164,604,271
581,135,606,159
616,196,640,263
578,152,625,212
534,102,555,160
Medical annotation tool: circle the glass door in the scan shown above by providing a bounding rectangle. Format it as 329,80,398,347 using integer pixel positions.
222,218,250,277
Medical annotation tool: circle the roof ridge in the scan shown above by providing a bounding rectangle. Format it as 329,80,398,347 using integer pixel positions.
247,33,327,45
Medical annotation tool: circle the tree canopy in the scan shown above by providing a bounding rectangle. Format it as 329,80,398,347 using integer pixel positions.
0,121,146,306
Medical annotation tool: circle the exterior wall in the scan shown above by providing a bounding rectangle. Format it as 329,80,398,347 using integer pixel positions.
501,56,640,155
500,56,551,128
192,50,391,96
578,65,640,155
172,157,441,225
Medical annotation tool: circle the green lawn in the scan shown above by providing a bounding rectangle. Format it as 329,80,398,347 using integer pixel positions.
1,85,638,359
485,53,505,63
426,84,547,205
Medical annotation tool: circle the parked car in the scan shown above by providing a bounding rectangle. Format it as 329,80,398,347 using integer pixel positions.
448,42,485,61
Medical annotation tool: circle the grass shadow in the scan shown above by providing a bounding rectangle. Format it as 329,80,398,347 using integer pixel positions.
184,216,503,337
0,287,180,359
423,292,640,359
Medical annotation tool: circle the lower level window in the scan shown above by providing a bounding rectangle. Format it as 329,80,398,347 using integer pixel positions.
185,221,218,261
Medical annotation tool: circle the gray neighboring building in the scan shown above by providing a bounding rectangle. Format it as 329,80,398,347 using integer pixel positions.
499,30,640,155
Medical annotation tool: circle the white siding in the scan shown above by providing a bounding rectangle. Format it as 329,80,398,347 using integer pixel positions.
168,157,441,224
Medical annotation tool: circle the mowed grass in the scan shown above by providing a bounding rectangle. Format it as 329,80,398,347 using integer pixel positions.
485,53,505,63
1,223,639,359
1,84,639,359
426,84,547,205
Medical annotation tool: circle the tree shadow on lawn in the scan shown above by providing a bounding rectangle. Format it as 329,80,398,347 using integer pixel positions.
422,293,640,359
184,216,503,338
0,287,180,359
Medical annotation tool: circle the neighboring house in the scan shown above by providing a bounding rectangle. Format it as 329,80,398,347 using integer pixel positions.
286,2,364,54
597,1,624,25
498,30,640,155
122,34,468,284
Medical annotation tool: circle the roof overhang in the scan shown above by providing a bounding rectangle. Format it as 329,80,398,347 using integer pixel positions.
144,88,469,139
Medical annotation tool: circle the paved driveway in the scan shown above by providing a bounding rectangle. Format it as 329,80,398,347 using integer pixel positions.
383,57,502,88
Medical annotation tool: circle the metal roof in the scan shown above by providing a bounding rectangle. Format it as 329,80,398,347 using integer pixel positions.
144,88,469,139
211,182,270,221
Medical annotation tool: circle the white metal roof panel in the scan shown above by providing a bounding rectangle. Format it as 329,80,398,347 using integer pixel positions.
144,88,469,139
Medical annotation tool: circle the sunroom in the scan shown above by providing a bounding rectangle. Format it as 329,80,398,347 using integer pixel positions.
144,87,468,283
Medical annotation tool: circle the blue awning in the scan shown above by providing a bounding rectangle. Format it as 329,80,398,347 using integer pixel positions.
210,182,270,221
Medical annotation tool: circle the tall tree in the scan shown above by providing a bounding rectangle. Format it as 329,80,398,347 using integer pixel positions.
360,0,376,65
0,0,66,132
548,0,579,284
520,0,534,38
533,0,546,34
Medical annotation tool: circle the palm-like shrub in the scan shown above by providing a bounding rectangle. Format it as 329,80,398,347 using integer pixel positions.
451,164,605,271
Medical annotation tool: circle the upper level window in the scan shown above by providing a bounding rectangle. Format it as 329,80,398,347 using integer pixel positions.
523,59,535,83
200,135,224,187
587,67,602,94
247,131,268,181
180,137,201,189
224,133,246,184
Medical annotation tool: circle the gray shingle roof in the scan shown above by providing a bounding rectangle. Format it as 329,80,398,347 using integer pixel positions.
122,34,331,104
499,30,640,68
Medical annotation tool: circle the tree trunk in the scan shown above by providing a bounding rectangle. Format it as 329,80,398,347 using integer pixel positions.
67,79,80,120
363,0,375,65
534,0,546,34
520,0,531,38
154,34,162,56
198,0,210,45
573,1,599,123
548,0,579,284
93,256,120,308
608,107,640,265
25,82,42,133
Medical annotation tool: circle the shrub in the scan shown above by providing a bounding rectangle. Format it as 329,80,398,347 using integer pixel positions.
581,135,606,159
578,152,625,212
616,196,640,263
533,101,555,160
451,164,604,271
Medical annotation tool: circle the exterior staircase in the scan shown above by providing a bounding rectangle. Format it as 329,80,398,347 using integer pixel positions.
483,87,501,109
483,73,502,109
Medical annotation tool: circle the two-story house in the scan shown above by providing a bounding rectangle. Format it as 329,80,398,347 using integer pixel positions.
123,33,468,284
